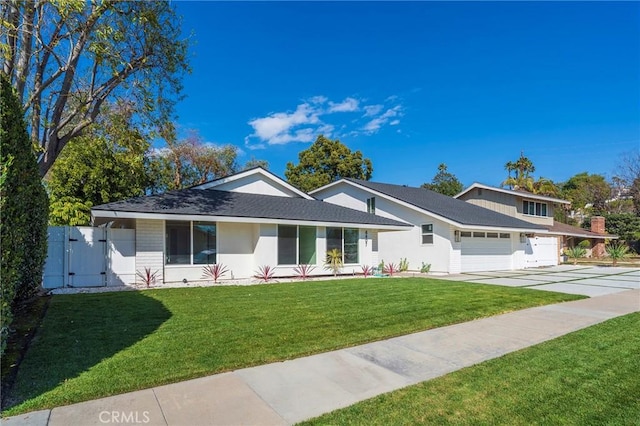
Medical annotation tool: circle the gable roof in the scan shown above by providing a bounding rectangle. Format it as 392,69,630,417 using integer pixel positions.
192,166,313,200
455,182,571,205
91,188,411,230
313,179,546,231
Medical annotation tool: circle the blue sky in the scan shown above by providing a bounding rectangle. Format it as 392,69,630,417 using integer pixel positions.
172,1,639,189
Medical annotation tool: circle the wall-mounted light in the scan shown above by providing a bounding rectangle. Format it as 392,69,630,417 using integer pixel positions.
365,230,368,246
454,230,461,243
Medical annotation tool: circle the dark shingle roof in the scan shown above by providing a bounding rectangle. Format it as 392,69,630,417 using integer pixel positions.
544,222,616,239
92,188,411,228
345,179,545,230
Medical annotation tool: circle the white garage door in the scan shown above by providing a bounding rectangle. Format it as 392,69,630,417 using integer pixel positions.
525,237,558,267
461,236,513,272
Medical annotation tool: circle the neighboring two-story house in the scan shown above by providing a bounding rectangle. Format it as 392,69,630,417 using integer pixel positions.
455,183,615,263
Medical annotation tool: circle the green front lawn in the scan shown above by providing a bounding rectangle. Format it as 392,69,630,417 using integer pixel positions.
302,312,640,425
3,278,583,416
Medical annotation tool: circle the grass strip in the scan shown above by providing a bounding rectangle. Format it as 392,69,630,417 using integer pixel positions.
301,312,640,425
3,278,582,415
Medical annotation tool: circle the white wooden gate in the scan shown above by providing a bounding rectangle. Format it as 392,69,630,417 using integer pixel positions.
525,236,558,267
43,226,135,289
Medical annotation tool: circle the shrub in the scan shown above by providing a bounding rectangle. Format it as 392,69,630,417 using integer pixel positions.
420,262,432,273
564,246,586,265
578,240,591,249
399,258,409,272
384,263,399,276
201,263,229,283
293,264,316,280
254,265,275,283
325,249,343,276
136,268,159,288
361,265,373,278
0,77,49,354
605,242,631,267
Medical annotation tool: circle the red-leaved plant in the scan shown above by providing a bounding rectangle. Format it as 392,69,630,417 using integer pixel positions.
136,268,159,288
254,265,275,283
294,264,316,280
361,265,373,278
384,263,399,276
202,263,229,283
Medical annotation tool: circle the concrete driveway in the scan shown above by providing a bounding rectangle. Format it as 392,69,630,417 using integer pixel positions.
438,265,640,297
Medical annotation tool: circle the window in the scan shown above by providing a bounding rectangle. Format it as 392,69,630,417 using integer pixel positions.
166,221,216,265
499,233,510,239
166,221,191,265
421,224,434,244
523,200,548,217
473,232,486,238
278,225,297,265
487,232,498,238
326,227,359,264
366,197,376,214
461,231,472,238
278,225,317,265
299,227,317,264
193,222,217,264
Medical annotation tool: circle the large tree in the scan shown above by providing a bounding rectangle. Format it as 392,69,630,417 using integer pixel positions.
502,152,560,197
0,77,48,353
285,135,373,192
0,0,190,176
148,129,244,192
421,163,463,196
46,102,152,225
561,172,611,215
613,149,640,215
502,152,536,191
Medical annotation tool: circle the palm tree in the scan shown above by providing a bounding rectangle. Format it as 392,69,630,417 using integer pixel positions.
564,246,586,265
605,243,631,266
533,177,560,197
503,152,536,191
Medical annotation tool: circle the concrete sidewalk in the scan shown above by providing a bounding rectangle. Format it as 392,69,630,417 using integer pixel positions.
4,289,639,426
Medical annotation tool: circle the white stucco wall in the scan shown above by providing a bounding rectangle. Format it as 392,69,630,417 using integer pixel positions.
140,219,376,283
316,184,452,273
211,174,301,197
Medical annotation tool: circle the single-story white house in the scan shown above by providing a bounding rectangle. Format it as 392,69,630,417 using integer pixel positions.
310,179,547,273
91,167,411,284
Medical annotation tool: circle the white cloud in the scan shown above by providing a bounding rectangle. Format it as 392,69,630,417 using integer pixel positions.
246,95,403,147
362,105,403,134
248,103,320,142
309,95,328,104
363,104,383,117
328,97,359,113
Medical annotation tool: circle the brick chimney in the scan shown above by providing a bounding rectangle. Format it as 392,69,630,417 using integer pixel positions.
591,216,606,258
591,216,605,234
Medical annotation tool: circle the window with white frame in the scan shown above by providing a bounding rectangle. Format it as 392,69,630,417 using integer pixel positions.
366,197,376,214
165,221,217,265
326,227,359,264
523,200,548,217
278,225,317,265
421,224,434,244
